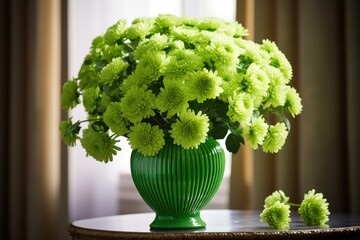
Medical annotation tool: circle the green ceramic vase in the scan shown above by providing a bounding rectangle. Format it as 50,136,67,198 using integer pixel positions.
130,137,226,229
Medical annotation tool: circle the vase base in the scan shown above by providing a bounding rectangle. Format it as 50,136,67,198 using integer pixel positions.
150,212,206,229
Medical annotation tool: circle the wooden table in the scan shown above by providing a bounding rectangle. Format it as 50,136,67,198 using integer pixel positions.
68,210,360,239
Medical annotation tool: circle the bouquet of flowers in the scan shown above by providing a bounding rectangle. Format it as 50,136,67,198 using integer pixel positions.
59,14,302,162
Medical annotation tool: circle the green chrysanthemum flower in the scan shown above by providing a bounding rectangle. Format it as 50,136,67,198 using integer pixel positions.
132,17,155,24
198,17,227,31
262,122,289,153
155,14,183,29
243,63,270,107
59,119,80,146
298,189,330,227
216,62,239,79
135,51,168,83
237,54,253,74
83,87,100,113
182,17,201,27
186,69,223,103
120,86,156,123
260,201,291,230
104,19,127,45
170,110,209,149
203,21,237,37
198,35,240,68
128,123,165,156
263,66,288,109
134,33,170,60
170,39,185,50
227,92,254,126
285,87,303,117
120,73,143,93
218,71,242,101
90,35,105,56
156,79,189,118
61,79,80,110
103,102,129,136
164,49,204,79
169,26,201,43
232,21,249,38
264,190,290,208
102,44,124,62
261,39,293,81
236,39,270,73
125,20,155,39
78,59,100,89
96,94,112,115
99,57,128,84
80,127,120,163
244,116,268,149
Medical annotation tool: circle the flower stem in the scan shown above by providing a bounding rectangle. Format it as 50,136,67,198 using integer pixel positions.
79,118,99,124
288,203,301,208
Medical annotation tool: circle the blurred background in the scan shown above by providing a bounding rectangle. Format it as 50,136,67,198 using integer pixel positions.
1,0,359,240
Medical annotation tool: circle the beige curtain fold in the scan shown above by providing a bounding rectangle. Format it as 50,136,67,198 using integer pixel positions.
229,0,255,210
1,0,68,239
298,0,349,212
231,0,360,214
345,0,360,215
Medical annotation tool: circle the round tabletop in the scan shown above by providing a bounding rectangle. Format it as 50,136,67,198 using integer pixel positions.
68,210,360,239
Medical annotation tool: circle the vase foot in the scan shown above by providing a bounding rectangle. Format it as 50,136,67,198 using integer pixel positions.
150,212,206,229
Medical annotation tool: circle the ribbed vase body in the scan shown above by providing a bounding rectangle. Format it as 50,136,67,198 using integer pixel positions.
130,137,226,229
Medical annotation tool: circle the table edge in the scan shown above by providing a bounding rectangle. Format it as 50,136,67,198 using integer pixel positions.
68,223,360,240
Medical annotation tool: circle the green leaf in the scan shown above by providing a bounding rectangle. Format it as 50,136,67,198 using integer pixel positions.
95,60,108,72
209,122,228,139
228,123,245,145
273,107,291,131
284,117,291,131
65,120,81,136
214,99,229,119
91,121,109,132
123,43,134,53
123,39,139,53
225,133,241,153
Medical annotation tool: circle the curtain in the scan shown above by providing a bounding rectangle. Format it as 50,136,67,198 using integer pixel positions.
230,0,360,214
0,0,68,240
